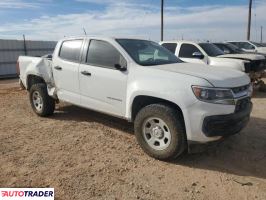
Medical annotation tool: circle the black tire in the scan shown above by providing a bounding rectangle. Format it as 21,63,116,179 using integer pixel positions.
134,104,186,160
29,83,55,117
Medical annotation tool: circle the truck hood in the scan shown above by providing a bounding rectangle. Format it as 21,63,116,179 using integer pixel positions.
257,47,266,54
209,56,245,64
218,53,264,61
151,63,250,88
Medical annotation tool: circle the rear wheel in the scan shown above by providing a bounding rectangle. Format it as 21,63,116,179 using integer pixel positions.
134,104,186,160
29,83,55,117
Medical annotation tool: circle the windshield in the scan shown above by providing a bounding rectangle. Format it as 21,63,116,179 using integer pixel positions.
251,41,266,47
199,43,224,57
224,43,244,53
116,39,182,66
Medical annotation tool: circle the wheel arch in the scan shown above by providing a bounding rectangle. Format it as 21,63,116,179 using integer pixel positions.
26,74,46,90
131,95,185,124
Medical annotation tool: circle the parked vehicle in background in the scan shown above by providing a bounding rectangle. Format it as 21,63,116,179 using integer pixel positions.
18,37,253,160
227,41,266,55
214,42,266,88
160,41,250,73
214,43,266,72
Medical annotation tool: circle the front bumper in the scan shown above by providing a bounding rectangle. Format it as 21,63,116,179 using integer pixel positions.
182,97,252,143
202,100,252,137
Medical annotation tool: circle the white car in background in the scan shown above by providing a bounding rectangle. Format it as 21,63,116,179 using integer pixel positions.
213,42,266,73
227,41,266,55
160,41,250,73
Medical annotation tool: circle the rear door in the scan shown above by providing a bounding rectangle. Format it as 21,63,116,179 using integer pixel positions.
78,39,128,116
178,43,207,64
53,39,84,104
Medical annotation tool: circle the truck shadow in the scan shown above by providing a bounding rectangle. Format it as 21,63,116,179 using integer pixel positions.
51,104,266,180
253,90,266,98
174,116,266,180
51,104,135,134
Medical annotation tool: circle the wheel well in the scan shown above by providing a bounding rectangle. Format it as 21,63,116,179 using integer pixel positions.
131,95,184,122
27,75,45,90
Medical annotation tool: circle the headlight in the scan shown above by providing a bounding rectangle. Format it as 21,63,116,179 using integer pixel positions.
247,83,253,97
192,86,235,105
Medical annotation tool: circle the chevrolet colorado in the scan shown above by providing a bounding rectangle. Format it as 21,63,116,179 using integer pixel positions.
18,37,253,160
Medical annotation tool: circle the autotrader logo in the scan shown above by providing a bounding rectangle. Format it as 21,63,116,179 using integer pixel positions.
0,188,54,200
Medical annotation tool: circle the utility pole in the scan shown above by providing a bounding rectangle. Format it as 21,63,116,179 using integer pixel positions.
261,26,263,43
247,0,252,40
23,34,27,56
161,0,164,41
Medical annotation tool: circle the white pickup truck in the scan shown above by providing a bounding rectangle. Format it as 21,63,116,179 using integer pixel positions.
18,36,253,160
227,41,266,55
160,41,251,72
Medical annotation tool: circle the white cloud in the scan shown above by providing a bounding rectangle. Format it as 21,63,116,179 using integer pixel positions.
0,1,265,42
0,0,42,9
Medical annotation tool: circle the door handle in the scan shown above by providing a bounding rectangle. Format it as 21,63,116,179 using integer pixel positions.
54,66,62,70
81,71,91,76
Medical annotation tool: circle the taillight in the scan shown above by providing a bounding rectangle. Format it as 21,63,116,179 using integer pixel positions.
16,60,20,76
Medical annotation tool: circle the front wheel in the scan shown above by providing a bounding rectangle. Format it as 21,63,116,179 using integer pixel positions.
29,83,55,117
134,104,186,160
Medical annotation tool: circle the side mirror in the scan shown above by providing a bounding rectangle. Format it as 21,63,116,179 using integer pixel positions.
192,52,204,59
114,64,127,71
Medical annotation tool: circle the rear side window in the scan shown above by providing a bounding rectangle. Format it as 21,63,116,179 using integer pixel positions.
161,43,177,54
86,40,125,69
179,44,201,58
59,40,83,62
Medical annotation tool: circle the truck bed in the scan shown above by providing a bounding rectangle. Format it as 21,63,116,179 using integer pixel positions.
18,56,54,90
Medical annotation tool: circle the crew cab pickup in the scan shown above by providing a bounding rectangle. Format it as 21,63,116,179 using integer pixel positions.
18,37,253,160
160,41,251,73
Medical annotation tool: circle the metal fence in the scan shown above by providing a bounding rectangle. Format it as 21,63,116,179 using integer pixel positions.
0,39,57,78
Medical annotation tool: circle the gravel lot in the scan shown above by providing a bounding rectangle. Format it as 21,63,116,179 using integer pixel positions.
0,78,266,200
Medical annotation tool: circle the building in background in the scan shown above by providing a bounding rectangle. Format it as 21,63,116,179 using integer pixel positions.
0,39,57,78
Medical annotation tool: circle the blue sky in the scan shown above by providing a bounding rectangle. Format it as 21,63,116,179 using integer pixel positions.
0,0,265,42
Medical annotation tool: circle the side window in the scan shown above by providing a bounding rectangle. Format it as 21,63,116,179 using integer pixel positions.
86,40,126,69
239,42,255,50
161,43,177,54
179,44,201,58
59,40,83,62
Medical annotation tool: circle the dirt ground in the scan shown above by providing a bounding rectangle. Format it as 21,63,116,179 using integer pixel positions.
0,78,266,200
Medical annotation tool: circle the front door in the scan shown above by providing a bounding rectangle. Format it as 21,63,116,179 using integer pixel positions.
79,39,128,116
178,43,207,64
